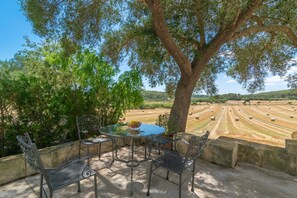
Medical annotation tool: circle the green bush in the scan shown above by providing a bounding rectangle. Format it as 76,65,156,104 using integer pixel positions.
0,42,143,157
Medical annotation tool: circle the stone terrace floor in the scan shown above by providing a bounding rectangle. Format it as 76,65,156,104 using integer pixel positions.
1,146,297,198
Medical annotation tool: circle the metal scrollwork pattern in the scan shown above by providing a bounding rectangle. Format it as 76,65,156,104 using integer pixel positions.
185,131,210,161
17,134,43,172
77,115,101,139
82,165,94,178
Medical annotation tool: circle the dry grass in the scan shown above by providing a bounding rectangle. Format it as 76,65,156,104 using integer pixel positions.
125,102,297,147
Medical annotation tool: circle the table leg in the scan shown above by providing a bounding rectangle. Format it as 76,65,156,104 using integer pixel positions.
130,138,134,196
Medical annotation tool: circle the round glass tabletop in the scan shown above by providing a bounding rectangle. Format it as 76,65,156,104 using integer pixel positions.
100,123,165,138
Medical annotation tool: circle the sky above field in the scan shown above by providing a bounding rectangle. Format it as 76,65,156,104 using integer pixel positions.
0,1,296,95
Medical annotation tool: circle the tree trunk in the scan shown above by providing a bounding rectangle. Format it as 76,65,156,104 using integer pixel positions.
169,75,197,132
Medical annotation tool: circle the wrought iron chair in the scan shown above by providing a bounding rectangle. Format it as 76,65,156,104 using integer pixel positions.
16,133,98,198
150,114,180,154
147,131,210,198
76,115,114,165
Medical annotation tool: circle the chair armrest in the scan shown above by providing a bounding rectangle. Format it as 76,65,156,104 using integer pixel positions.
47,158,88,170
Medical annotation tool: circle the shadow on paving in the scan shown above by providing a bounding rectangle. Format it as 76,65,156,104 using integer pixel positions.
1,146,297,198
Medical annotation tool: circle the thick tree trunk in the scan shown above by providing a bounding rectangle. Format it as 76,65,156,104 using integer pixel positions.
169,75,197,132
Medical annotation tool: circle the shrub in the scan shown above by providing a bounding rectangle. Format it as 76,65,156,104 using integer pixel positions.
0,43,143,157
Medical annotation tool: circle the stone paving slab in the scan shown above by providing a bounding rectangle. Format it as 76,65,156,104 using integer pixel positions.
1,147,297,198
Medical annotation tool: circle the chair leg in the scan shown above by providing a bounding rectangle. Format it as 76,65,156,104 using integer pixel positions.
147,162,153,196
99,143,102,160
49,191,53,198
144,140,147,159
87,146,90,166
179,174,182,198
94,175,98,198
191,161,196,192
78,142,81,158
158,143,161,155
166,170,169,180
77,181,81,192
40,174,43,198
111,139,115,162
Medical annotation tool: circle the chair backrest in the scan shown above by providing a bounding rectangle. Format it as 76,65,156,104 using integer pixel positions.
155,113,180,136
184,131,210,163
76,115,101,140
16,133,45,173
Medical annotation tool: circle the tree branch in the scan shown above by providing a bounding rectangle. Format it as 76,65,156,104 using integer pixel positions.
250,15,264,26
231,26,297,47
195,0,206,47
174,33,200,48
144,0,192,77
209,0,263,52
192,0,263,77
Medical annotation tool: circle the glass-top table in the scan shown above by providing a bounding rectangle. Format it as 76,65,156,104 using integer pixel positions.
100,123,165,137
100,123,165,196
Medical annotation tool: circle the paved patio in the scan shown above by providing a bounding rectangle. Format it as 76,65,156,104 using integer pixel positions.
1,146,297,198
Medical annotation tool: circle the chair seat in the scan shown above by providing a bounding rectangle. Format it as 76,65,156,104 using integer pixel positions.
153,151,187,174
81,137,111,145
151,136,177,145
46,161,96,191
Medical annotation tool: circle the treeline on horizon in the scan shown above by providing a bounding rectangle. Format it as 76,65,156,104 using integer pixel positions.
142,90,297,104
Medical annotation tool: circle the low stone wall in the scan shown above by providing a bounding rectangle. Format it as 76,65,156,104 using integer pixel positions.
1,135,297,185
0,139,119,185
177,134,297,176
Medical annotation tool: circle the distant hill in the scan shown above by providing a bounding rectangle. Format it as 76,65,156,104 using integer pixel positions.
142,91,169,101
142,90,208,102
142,89,297,102
244,89,297,100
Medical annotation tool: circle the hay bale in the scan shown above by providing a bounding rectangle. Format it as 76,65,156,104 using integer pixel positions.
195,116,199,120
189,112,192,115
266,113,270,116
271,118,276,122
249,116,253,119
235,117,239,121
290,115,294,118
211,116,215,121
291,131,297,139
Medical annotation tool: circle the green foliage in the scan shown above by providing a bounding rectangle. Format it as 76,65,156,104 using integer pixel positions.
0,41,143,157
244,89,297,100
20,0,297,132
142,90,170,102
139,102,172,109
286,74,297,90
20,0,297,94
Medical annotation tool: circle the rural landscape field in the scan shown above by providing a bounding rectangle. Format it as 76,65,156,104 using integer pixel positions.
125,100,297,148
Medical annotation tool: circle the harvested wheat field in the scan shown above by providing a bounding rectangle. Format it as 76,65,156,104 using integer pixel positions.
124,102,297,147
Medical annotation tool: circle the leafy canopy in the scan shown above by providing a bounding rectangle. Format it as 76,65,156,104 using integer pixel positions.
20,0,297,94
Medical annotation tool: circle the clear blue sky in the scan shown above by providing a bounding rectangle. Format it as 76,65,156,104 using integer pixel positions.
0,1,293,95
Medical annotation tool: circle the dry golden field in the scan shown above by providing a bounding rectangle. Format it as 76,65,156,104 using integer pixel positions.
125,101,297,147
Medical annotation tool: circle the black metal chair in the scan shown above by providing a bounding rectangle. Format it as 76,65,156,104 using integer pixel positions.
16,133,98,198
147,131,210,198
150,114,180,154
76,115,114,165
